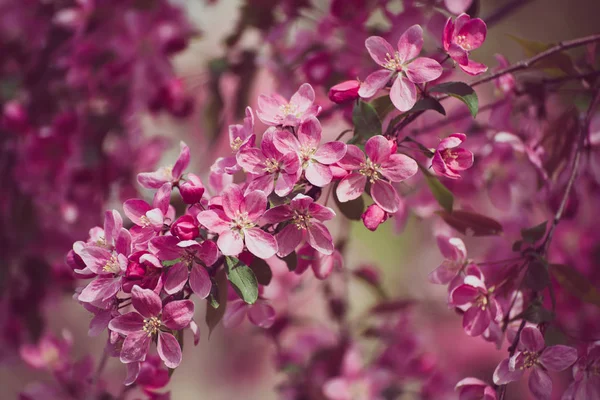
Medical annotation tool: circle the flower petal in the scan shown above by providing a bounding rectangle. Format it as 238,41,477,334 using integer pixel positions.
297,117,321,149
520,326,545,353
336,144,365,171
336,173,366,202
371,180,400,213
529,368,552,400
405,57,443,83
120,331,151,364
397,24,424,63
306,222,334,255
217,230,244,256
463,306,490,336
493,358,524,385
365,135,391,164
365,36,395,67
380,153,418,182
171,141,190,179
539,345,578,371
162,300,194,330
197,210,230,234
314,142,347,165
163,263,188,295
131,286,162,318
189,265,211,299
305,162,333,187
290,83,315,113
109,312,144,335
457,18,487,50
244,228,278,259
222,184,244,219
247,301,276,328
275,224,304,257
390,75,417,112
358,70,394,98
157,332,182,369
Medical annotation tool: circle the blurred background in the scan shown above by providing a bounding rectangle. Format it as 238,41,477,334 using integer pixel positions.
1,0,599,399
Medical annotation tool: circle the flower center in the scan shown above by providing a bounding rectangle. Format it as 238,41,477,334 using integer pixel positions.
231,137,244,152
455,35,472,51
103,254,121,274
142,316,162,337
232,212,255,231
520,351,540,370
475,294,489,310
264,158,281,174
279,103,300,118
292,210,311,230
383,52,403,71
359,159,382,183
140,215,152,227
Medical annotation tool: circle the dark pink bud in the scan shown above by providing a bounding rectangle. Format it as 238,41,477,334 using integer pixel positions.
303,52,332,85
2,101,28,133
361,204,388,231
328,80,360,104
123,252,162,293
179,173,205,204
170,214,199,241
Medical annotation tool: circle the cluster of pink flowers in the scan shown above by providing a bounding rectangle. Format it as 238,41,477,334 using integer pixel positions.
9,1,600,399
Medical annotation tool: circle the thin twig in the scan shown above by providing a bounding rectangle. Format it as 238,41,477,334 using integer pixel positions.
541,87,600,252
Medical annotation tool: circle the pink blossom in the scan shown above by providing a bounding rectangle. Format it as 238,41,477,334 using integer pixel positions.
212,107,256,175
295,244,343,279
455,377,497,400
443,14,488,75
178,173,205,204
20,331,73,372
336,135,417,213
329,80,361,104
359,25,443,111
169,214,200,241
237,127,302,196
196,185,278,259
432,133,474,179
257,83,322,127
125,355,170,389
493,326,578,400
122,251,164,293
273,117,347,187
223,299,276,329
109,286,194,368
450,269,502,337
428,236,467,284
263,194,336,256
361,204,389,231
137,141,190,189
562,343,600,400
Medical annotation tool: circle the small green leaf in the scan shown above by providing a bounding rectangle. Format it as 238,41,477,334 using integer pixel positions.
550,264,600,307
249,257,273,286
279,251,298,272
333,184,365,221
370,96,395,119
419,165,454,213
225,256,258,304
352,100,382,139
429,82,478,118
205,267,228,337
408,97,446,116
521,221,548,243
436,210,503,236
162,258,181,267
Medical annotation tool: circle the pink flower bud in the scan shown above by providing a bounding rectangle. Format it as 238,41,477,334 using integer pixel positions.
328,80,360,104
361,204,388,231
170,214,200,241
2,101,29,133
179,173,205,204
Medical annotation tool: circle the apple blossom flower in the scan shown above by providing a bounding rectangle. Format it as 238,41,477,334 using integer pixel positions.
493,326,578,400
237,127,302,196
562,343,600,400
122,251,164,293
450,269,502,337
455,377,497,400
361,204,389,231
359,25,443,111
295,243,343,279
336,135,417,213
178,173,205,204
197,184,278,259
263,194,336,256
137,141,190,189
273,117,347,187
428,236,467,284
124,355,170,389
223,299,276,329
432,133,474,179
257,83,321,127
212,107,256,175
109,286,194,368
443,14,488,75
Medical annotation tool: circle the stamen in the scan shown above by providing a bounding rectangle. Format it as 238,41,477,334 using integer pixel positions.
103,254,121,274
359,159,382,183
142,316,162,337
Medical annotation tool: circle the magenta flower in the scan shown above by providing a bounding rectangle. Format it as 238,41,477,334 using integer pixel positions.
137,141,190,189
196,185,277,259
109,286,194,368
361,203,389,231
223,299,276,329
432,133,474,179
263,194,336,256
149,235,218,297
455,377,497,400
212,107,256,175
237,127,301,196
428,236,467,284
450,271,502,337
336,136,417,213
562,343,600,400
359,25,443,111
257,83,322,127
122,251,164,293
443,14,488,75
273,117,347,187
493,326,578,400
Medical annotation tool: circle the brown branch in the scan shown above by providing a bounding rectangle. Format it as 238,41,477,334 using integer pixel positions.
541,87,600,252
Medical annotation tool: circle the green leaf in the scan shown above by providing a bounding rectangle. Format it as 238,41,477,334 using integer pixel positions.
370,96,395,119
249,257,273,286
550,264,600,307
429,82,478,118
419,165,454,213
279,251,298,272
436,210,503,236
225,256,259,304
333,184,365,220
508,35,576,76
352,100,382,139
408,97,446,116
162,258,181,267
205,267,228,337
521,221,548,243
